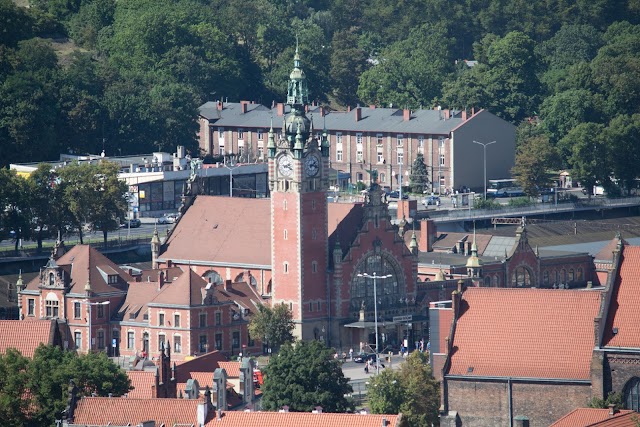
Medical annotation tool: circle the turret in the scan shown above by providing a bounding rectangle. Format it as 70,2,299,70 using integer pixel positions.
466,226,482,279
409,231,418,256
151,224,161,269
267,117,276,158
16,270,24,320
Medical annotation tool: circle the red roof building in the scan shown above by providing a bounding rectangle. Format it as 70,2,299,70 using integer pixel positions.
0,319,62,357
550,408,637,427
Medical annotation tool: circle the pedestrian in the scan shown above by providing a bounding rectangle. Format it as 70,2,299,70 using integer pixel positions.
364,363,369,374
349,348,354,360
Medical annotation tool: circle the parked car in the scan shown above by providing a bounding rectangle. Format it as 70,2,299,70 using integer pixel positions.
126,218,141,228
422,195,440,206
388,191,409,200
158,213,178,224
353,352,377,363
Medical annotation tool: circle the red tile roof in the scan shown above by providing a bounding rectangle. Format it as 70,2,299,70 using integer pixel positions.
152,269,209,306
550,408,636,426
126,371,156,398
603,246,640,348
205,411,400,427
72,397,201,426
218,361,241,378
24,245,132,294
161,195,362,267
0,320,55,357
594,236,626,262
175,351,228,383
448,288,602,379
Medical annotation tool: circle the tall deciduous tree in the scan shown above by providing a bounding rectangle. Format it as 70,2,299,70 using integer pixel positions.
605,114,640,195
367,351,439,427
409,153,429,194
248,303,294,351
0,348,30,427
261,340,353,413
512,135,558,198
329,28,368,107
560,122,609,198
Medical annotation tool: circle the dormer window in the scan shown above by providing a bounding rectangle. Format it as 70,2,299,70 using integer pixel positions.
108,275,118,284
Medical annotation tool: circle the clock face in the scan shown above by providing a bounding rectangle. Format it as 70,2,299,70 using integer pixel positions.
278,155,293,177
304,155,320,177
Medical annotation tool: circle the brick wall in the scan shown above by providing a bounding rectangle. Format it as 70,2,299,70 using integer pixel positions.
446,379,592,427
606,353,640,396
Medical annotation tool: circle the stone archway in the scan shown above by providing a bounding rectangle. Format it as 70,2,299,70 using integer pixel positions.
511,265,534,287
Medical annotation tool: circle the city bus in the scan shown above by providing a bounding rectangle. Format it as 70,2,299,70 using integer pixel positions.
487,179,518,196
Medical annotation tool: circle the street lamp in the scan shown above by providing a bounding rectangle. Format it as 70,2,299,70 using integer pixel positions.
357,272,392,374
472,140,497,200
223,153,241,197
80,300,110,352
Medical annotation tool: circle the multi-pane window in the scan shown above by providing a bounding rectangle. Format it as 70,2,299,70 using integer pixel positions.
397,152,404,165
336,133,342,145
127,332,134,349
97,304,104,318
218,128,225,140
159,313,165,326
440,154,445,166
356,133,363,144
28,299,34,316
74,332,82,349
376,134,383,146
215,333,222,350
625,377,640,411
418,136,424,153
219,145,225,156
199,335,208,353
257,130,263,140
158,334,165,351
377,148,384,163
232,331,240,348
199,313,207,328
380,173,386,183
74,302,81,319
238,130,244,140
258,146,264,159
108,275,118,284
215,312,221,326
97,330,105,349
174,336,182,353
174,314,180,328
397,134,404,147
45,300,59,318
336,149,343,162
356,146,363,162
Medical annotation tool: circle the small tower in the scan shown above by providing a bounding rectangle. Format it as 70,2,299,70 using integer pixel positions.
466,226,482,280
409,231,418,256
16,270,24,320
151,223,161,269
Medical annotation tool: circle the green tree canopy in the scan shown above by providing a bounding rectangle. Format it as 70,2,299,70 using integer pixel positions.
248,303,295,351
409,153,429,193
329,27,368,107
261,340,353,413
560,122,609,197
511,135,559,198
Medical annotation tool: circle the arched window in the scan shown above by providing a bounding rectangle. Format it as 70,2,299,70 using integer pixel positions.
493,275,500,287
265,280,272,295
577,267,584,281
624,377,640,411
569,269,575,282
202,270,223,285
49,272,55,286
350,252,403,312
543,271,549,285
561,269,566,283
512,267,532,287
554,270,559,284
484,276,491,286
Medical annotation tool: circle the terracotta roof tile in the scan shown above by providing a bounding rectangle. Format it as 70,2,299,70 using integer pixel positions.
152,269,208,306
175,351,228,383
205,411,400,427
448,288,602,379
161,195,362,267
594,236,627,262
217,361,241,378
126,371,156,399
72,397,201,426
603,246,640,348
24,245,132,294
550,408,636,426
0,320,55,357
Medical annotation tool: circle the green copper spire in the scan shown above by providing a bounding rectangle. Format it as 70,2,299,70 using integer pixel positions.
267,115,276,158
287,38,309,107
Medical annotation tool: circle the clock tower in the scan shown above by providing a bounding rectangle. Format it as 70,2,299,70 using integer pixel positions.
268,45,330,341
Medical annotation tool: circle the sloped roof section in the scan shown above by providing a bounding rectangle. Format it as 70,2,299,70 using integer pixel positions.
550,408,636,427
603,246,640,348
72,397,201,426
126,371,156,399
448,288,601,379
204,411,401,427
152,269,208,306
0,319,55,357
161,196,272,266
25,245,132,294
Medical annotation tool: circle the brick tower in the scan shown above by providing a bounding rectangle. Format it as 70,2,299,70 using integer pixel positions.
268,44,330,341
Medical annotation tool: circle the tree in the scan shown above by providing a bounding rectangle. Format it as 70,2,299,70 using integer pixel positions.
27,164,68,252
604,114,640,195
512,135,559,198
0,168,33,251
358,24,453,109
27,344,131,426
540,89,603,145
248,303,295,351
409,153,429,193
367,351,439,427
329,28,368,107
560,122,609,198
261,340,353,413
0,348,31,427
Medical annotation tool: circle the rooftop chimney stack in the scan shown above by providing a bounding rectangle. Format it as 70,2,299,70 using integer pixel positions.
355,106,362,122
403,109,410,121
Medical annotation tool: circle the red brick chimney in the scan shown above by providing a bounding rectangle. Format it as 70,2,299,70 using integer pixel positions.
158,271,165,290
370,105,376,110
277,103,284,117
217,101,223,111
403,109,410,121
223,279,232,292
241,101,248,114
461,110,467,120
419,219,436,252
320,107,325,117
443,109,450,119
347,106,351,112
355,106,361,122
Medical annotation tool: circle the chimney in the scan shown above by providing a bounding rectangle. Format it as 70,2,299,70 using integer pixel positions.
514,416,530,427
403,109,410,121
355,106,361,122
197,399,208,426
217,409,223,420
608,404,617,416
277,103,285,117
158,271,165,290
320,107,325,117
305,104,309,113
471,107,475,116
443,109,450,119
370,105,376,110
452,280,464,319
217,101,223,111
461,110,467,120
241,101,248,114
224,279,231,292
279,405,290,413
347,106,351,112
312,406,323,413
382,418,389,427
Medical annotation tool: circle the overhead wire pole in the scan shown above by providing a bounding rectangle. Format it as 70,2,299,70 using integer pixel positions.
473,140,497,200
357,272,392,375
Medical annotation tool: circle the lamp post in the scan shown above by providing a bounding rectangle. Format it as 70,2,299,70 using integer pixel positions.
472,140,497,200
357,272,392,374
81,301,110,352
223,153,241,197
